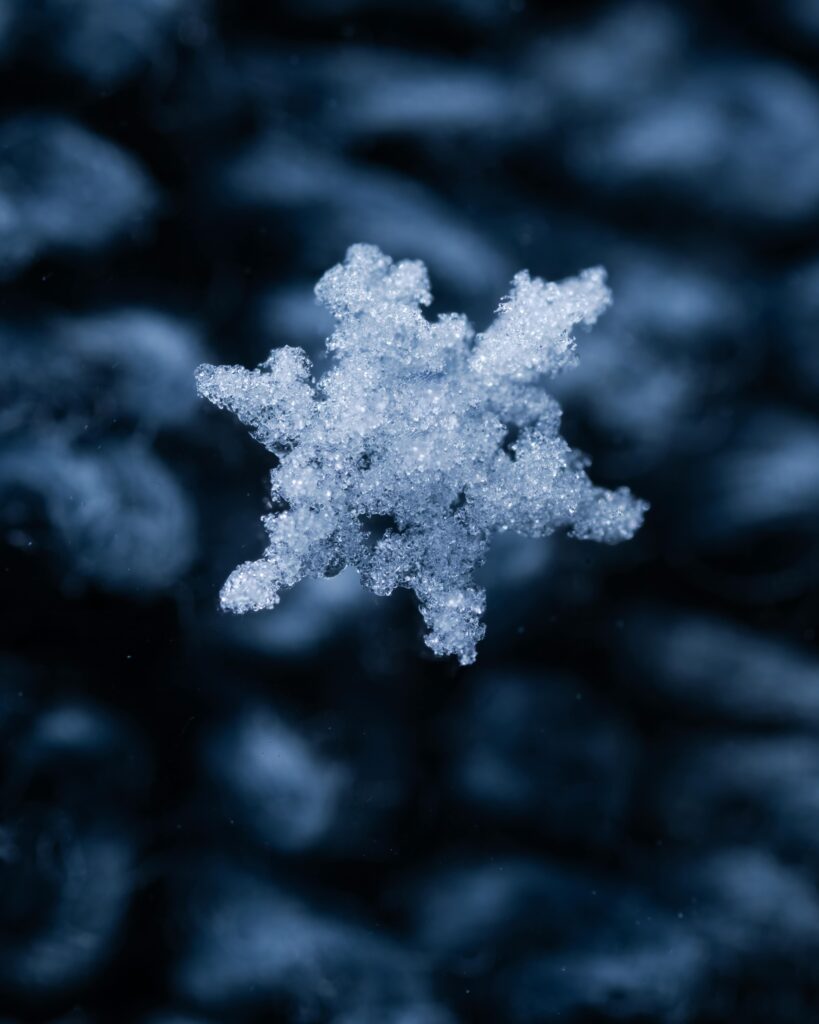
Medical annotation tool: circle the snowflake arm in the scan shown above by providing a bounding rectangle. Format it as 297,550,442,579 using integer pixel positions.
471,265,611,383
195,346,315,451
197,244,647,665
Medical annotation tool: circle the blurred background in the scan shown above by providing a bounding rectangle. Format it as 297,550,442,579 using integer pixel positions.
1,0,819,1021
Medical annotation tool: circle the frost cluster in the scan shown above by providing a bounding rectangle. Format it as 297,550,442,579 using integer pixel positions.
197,244,647,664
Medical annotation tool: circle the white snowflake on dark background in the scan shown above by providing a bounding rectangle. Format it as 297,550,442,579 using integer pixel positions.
197,244,647,663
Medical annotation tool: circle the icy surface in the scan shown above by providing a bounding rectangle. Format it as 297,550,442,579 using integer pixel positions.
197,244,647,664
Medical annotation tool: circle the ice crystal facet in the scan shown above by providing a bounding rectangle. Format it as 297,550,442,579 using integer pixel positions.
197,244,647,664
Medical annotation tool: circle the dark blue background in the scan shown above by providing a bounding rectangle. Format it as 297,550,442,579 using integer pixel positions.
1,1,819,1021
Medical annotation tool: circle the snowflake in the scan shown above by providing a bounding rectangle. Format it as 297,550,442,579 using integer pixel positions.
197,244,647,664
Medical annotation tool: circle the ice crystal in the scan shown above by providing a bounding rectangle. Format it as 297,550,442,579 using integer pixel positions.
197,244,647,664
